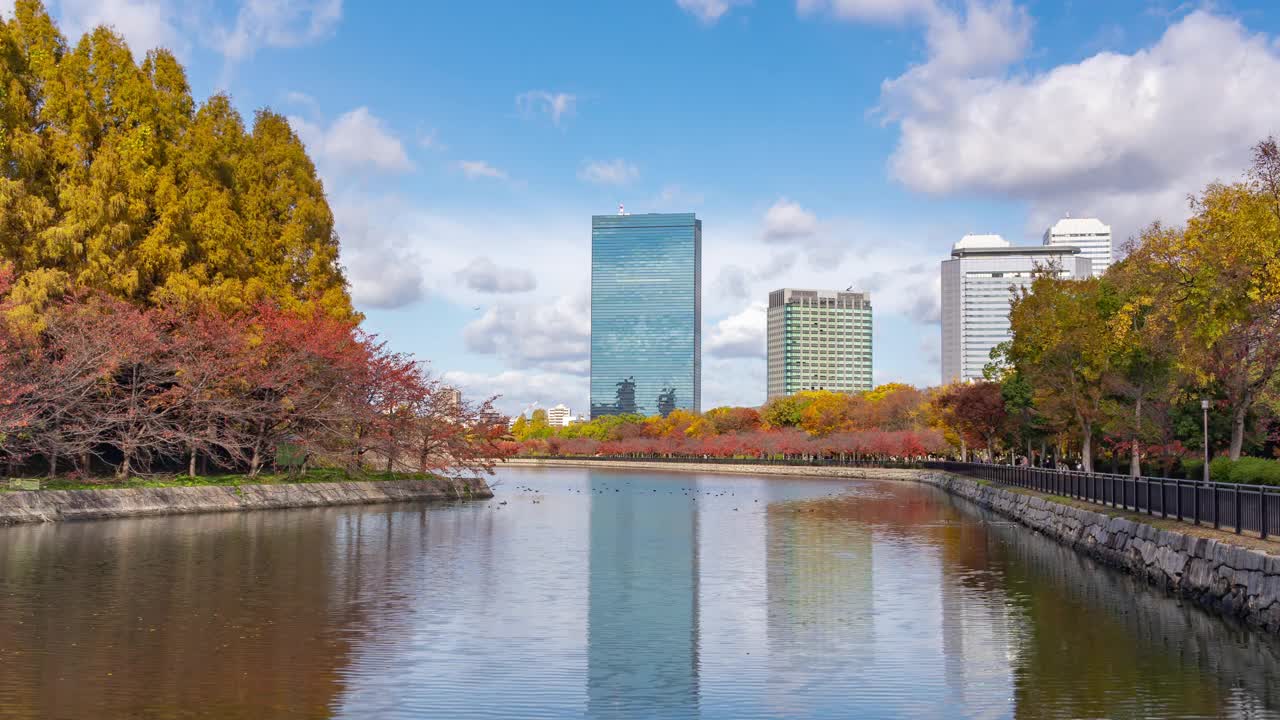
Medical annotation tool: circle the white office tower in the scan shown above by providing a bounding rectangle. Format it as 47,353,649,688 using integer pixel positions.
1043,217,1111,276
941,234,1092,383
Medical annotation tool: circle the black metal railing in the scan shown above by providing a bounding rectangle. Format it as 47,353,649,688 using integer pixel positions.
517,454,1280,538
931,461,1280,539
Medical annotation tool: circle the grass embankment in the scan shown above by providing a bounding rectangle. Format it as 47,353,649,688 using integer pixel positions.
4,468,441,492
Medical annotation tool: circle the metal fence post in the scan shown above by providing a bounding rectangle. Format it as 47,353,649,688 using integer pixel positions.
1235,485,1242,534
1213,485,1220,530
1261,489,1269,540
1193,481,1200,525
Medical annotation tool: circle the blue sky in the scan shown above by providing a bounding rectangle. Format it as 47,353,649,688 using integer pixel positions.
13,0,1280,415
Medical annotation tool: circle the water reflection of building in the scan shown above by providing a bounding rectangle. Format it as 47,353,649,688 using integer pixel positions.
588,475,700,718
933,520,1019,717
764,497,874,705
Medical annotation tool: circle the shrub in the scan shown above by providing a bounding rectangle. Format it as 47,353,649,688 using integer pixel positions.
1182,458,1204,480
1209,456,1234,482
1208,456,1280,486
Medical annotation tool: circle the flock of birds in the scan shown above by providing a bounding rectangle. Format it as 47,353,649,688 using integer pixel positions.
488,480,784,513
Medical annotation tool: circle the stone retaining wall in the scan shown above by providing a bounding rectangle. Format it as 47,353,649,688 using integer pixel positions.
0,476,493,526
918,471,1280,634
507,458,1280,633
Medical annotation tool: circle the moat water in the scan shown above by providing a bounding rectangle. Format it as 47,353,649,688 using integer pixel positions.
0,466,1278,719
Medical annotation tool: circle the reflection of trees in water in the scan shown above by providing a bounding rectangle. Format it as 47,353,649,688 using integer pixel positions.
935,493,1280,719
0,505,496,720
0,512,357,719
785,483,1280,718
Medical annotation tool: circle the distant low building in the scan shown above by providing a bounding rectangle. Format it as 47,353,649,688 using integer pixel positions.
766,288,873,398
476,409,507,429
442,387,462,412
547,404,574,427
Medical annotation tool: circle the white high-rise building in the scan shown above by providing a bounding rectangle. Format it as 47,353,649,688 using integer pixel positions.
1043,216,1111,276
941,234,1092,383
547,404,574,427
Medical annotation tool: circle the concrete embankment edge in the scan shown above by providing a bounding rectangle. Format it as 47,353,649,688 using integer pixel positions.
506,458,1280,633
0,476,493,526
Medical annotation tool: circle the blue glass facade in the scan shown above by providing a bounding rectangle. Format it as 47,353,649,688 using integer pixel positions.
591,213,701,418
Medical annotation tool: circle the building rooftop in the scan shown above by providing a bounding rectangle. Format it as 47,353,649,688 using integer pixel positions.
950,243,1082,259
769,287,870,309
1045,217,1111,237
953,234,1010,250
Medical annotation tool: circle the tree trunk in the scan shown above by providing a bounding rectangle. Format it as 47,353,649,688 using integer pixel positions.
48,451,57,479
1131,395,1143,478
189,447,198,478
1081,422,1093,474
249,422,265,476
1230,402,1248,461
117,452,131,480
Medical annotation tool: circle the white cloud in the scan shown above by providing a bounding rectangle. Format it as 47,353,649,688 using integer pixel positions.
516,90,577,127
45,0,343,70
457,160,509,181
677,0,748,24
715,252,797,300
881,9,1280,238
56,0,185,55
706,303,766,359
417,128,444,150
702,357,766,408
762,198,819,240
652,184,706,209
283,89,318,109
800,0,1030,77
463,295,590,375
578,158,639,186
331,194,426,309
797,0,931,23
454,257,537,294
217,0,341,62
290,107,412,174
441,369,587,418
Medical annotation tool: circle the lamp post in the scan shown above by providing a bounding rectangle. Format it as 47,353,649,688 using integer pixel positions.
1201,399,1210,483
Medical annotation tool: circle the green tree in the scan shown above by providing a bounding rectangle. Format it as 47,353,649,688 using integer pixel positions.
761,394,810,429
1123,154,1280,461
510,415,529,441
1006,275,1119,473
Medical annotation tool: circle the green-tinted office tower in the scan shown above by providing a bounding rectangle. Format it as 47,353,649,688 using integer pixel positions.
591,212,701,419
766,288,873,398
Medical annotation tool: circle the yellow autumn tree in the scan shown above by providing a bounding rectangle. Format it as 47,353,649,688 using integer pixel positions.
0,0,353,325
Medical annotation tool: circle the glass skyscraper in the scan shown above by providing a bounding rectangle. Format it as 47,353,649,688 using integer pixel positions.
591,212,701,419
